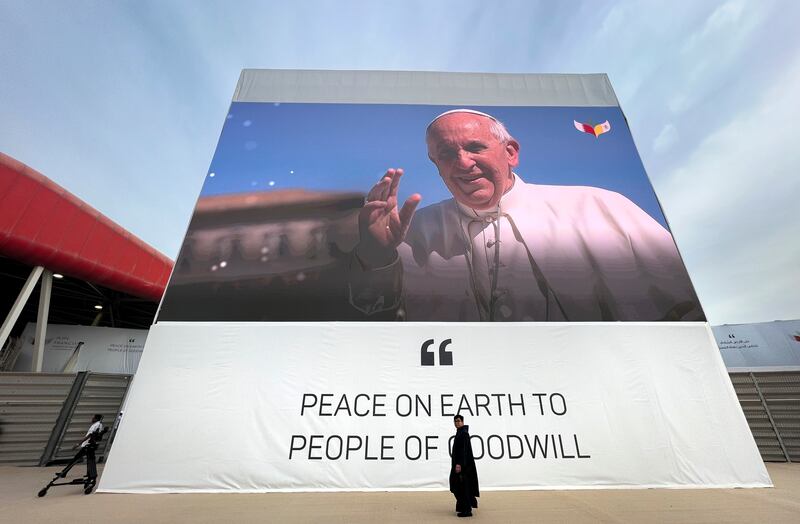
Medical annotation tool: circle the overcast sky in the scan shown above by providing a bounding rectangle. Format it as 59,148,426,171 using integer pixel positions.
1,0,797,325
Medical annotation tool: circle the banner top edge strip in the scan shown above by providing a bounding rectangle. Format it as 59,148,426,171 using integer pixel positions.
233,69,620,107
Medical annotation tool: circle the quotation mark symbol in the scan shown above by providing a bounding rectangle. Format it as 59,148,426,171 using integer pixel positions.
421,338,453,366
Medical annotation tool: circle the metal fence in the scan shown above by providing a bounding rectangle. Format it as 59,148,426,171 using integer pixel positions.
45,373,131,465
0,373,76,465
0,372,131,466
729,370,800,462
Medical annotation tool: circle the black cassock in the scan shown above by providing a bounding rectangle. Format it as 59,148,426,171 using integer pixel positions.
449,425,480,513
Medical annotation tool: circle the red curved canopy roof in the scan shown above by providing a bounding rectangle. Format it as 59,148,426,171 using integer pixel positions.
0,153,173,302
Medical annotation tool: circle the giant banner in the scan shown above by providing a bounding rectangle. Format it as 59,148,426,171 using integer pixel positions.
99,322,768,492
158,84,703,322
100,71,766,493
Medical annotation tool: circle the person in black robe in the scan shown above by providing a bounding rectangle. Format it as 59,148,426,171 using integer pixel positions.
449,414,479,517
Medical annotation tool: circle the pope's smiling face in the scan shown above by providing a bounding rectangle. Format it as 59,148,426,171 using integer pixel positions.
427,113,519,210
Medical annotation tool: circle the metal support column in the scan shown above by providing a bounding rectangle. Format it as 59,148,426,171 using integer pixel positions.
751,372,791,462
32,269,53,372
0,265,44,352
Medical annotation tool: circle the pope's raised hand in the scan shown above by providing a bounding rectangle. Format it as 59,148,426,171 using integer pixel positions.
357,168,421,267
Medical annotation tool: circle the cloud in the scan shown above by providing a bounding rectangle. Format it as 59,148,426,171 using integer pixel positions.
657,53,800,323
668,0,762,118
652,124,678,154
681,0,746,54
599,3,627,37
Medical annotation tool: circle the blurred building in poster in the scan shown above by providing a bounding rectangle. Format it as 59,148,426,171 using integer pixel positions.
158,189,364,321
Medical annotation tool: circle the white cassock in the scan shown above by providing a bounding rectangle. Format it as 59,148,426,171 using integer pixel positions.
349,174,703,321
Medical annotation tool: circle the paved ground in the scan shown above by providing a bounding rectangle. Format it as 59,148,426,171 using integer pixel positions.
2,463,799,523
